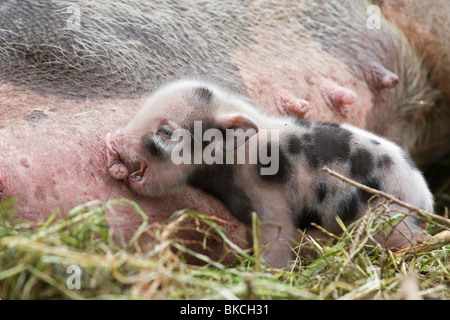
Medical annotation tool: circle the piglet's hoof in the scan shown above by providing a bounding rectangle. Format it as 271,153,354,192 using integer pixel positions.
105,132,128,180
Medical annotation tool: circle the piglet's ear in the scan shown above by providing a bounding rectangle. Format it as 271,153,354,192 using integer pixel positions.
216,114,258,131
215,114,259,151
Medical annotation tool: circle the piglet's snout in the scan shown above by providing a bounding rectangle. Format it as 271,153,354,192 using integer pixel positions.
108,160,129,180
105,131,150,182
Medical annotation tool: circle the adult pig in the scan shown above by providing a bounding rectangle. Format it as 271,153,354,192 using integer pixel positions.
0,0,448,261
377,0,450,167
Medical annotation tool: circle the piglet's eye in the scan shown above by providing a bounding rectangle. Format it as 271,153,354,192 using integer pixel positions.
159,124,173,138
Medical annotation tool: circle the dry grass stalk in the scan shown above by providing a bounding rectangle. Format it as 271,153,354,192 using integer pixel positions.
322,166,450,226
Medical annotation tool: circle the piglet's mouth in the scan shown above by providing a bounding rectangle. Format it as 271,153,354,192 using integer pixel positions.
128,161,148,182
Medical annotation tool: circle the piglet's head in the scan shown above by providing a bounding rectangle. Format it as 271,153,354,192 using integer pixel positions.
105,79,259,197
105,117,188,196
106,114,258,196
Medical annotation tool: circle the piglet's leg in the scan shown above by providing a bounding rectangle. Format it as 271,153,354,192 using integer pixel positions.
275,89,310,118
372,205,426,249
259,217,296,269
105,132,129,180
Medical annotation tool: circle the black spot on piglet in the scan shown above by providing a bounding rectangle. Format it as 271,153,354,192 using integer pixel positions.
310,125,353,166
287,135,303,155
189,165,254,225
376,154,393,169
336,192,361,224
294,206,322,230
350,148,374,179
360,176,382,202
316,183,327,203
258,143,291,185
143,137,164,157
194,86,213,105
